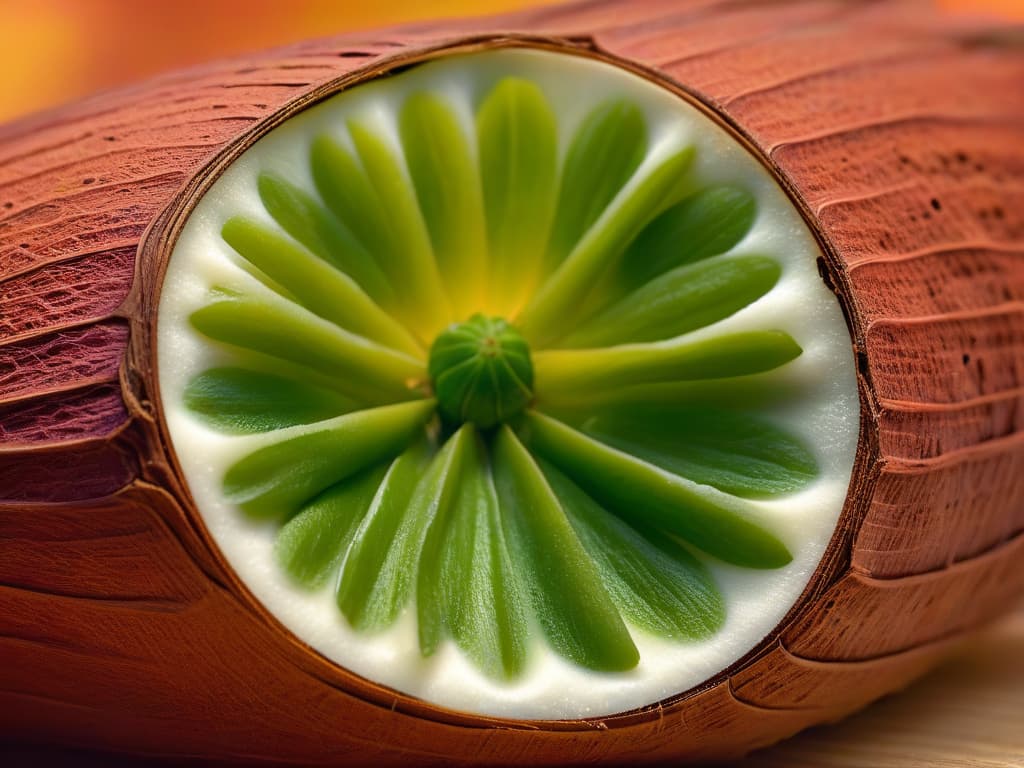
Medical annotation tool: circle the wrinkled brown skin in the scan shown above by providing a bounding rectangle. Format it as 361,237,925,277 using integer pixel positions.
1,0,1023,764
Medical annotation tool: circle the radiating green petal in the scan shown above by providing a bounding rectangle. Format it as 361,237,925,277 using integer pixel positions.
335,434,464,630
222,399,435,520
614,185,757,297
575,405,818,499
347,121,451,335
309,134,388,268
538,371,814,412
559,256,781,348
523,412,792,568
310,131,450,338
477,78,558,315
257,172,395,306
518,146,694,347
544,100,646,275
492,426,638,672
221,217,422,357
275,463,389,587
417,426,475,657
335,440,433,630
400,93,487,318
189,296,423,404
434,429,528,679
184,367,357,434
534,331,801,398
540,459,724,639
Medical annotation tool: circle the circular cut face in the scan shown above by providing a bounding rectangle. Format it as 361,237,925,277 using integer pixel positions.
157,48,860,720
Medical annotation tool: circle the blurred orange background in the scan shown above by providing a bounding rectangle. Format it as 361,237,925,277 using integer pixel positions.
1,0,1022,124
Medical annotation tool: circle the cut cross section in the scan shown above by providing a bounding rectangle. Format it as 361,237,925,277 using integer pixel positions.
157,48,859,720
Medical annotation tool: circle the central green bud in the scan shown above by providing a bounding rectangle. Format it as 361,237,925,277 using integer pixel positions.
428,314,534,429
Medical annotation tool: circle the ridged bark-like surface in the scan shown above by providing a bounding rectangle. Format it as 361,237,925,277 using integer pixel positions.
0,0,1022,763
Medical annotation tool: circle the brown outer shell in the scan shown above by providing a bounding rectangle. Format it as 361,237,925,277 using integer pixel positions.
1,0,1023,763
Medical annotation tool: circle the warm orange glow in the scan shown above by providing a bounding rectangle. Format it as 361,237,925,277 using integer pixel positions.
938,0,1024,15
0,0,554,122
0,0,1020,123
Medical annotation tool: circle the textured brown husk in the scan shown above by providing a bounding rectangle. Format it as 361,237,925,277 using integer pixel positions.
1,0,1023,763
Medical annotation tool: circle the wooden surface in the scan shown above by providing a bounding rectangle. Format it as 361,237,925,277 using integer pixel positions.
736,604,1024,768
1,0,1023,764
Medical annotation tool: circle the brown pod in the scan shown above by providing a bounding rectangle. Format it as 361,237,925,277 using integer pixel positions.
1,0,1023,764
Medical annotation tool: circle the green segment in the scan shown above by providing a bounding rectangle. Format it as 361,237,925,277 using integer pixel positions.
428,314,534,429
575,405,819,499
436,429,528,678
518,146,694,347
493,426,639,672
184,367,356,434
544,100,647,276
540,375,810,412
477,78,558,314
222,399,435,520
335,442,432,634
189,295,422,404
310,129,450,338
523,412,792,569
560,256,781,348
613,185,758,297
400,93,488,319
336,440,433,630
221,217,422,357
540,460,724,639
534,330,802,397
276,463,389,587
257,172,395,306
417,426,473,657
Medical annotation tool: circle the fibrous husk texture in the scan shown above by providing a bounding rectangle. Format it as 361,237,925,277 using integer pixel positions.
0,0,1022,764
